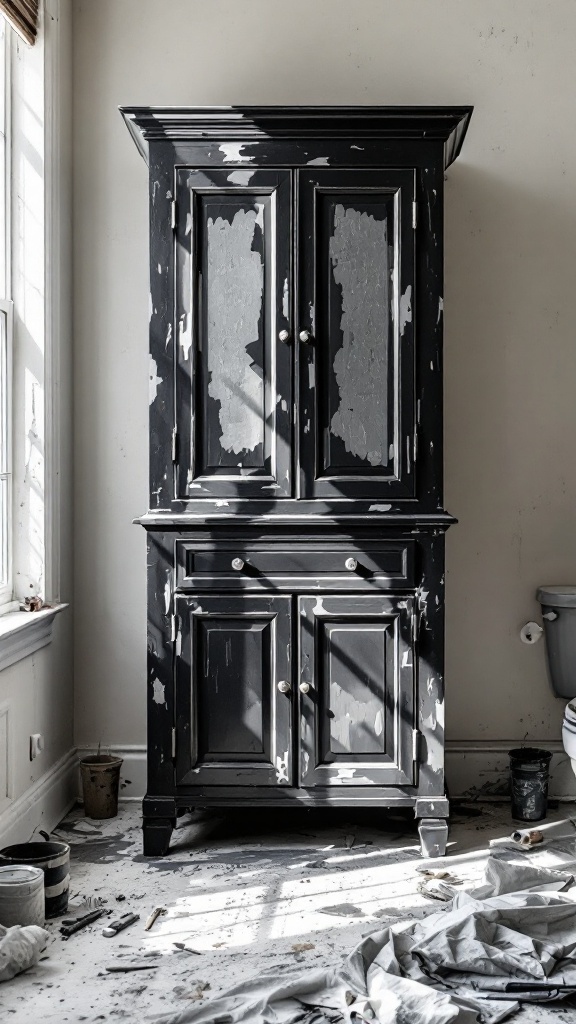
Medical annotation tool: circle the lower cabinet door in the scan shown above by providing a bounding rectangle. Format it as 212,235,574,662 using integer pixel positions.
299,595,416,787
174,595,293,787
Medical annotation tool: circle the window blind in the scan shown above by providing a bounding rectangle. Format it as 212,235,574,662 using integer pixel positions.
0,0,38,45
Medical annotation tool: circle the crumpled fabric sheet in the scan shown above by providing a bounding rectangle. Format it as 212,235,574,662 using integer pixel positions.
151,852,576,1024
0,923,49,981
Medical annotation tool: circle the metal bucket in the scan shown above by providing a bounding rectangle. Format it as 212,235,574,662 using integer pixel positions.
0,840,70,918
509,746,552,821
0,864,45,927
79,754,123,819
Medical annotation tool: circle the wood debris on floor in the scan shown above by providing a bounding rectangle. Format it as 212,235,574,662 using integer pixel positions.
2,802,576,1022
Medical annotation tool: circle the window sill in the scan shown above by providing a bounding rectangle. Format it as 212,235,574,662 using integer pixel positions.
0,603,68,672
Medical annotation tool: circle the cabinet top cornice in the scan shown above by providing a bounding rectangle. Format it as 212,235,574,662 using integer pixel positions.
120,105,472,169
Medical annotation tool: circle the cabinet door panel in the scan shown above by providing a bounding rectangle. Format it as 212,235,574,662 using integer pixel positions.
299,595,415,786
298,169,415,499
175,169,292,498
175,595,292,786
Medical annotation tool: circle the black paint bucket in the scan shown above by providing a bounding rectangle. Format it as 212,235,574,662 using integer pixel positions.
509,747,552,821
0,840,70,918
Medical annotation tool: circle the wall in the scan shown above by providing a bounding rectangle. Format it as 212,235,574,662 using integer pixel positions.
0,0,75,844
72,0,576,790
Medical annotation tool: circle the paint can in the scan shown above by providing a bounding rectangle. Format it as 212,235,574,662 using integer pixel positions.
0,841,70,918
79,755,123,819
509,747,552,821
0,865,45,927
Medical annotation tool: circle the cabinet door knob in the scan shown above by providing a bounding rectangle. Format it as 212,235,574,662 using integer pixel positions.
345,557,358,572
299,330,312,344
299,682,310,694
278,329,290,344
231,557,245,571
277,680,291,694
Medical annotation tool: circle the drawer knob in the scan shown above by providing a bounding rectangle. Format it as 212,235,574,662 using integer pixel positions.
299,682,310,694
345,557,358,572
299,330,312,344
278,329,290,344
277,680,291,694
231,557,245,571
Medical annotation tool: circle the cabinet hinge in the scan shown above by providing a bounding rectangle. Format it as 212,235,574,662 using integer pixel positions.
171,727,177,759
171,428,178,463
171,200,177,231
412,201,418,230
170,614,179,643
412,610,419,643
412,729,421,762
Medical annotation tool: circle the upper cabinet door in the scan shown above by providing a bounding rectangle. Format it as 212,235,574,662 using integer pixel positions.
297,169,416,500
175,169,292,499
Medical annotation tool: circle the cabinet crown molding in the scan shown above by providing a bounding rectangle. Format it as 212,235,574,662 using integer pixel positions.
120,105,473,169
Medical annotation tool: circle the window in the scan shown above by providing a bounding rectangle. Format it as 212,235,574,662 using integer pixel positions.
0,21,11,611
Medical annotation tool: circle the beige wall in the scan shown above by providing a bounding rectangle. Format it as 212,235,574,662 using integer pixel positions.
72,0,576,750
0,0,74,841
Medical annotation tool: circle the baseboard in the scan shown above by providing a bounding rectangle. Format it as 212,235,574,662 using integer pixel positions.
76,745,147,803
75,741,576,804
446,741,576,801
0,747,78,847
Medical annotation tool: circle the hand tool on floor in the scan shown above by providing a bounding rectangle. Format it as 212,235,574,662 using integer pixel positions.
102,912,140,936
145,905,167,930
60,907,109,937
106,963,160,973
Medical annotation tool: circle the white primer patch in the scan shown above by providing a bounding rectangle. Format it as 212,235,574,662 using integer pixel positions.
329,205,388,466
149,356,162,405
369,504,392,512
206,208,264,454
374,710,384,737
282,278,289,319
437,296,444,324
152,679,165,705
275,752,289,784
219,143,252,163
307,156,329,165
400,286,412,336
165,323,172,349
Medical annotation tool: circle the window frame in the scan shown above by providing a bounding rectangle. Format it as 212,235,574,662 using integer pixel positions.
0,20,12,612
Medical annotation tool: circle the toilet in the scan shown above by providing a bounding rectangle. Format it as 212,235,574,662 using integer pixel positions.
537,586,576,774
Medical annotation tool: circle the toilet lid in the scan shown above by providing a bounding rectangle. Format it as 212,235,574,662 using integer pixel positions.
537,586,576,608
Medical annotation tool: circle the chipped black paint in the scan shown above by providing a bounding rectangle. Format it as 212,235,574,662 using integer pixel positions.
121,107,473,859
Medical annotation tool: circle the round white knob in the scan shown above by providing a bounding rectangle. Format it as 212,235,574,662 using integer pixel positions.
299,330,311,343
299,682,310,694
231,558,245,571
345,557,358,572
277,680,291,694
278,329,290,343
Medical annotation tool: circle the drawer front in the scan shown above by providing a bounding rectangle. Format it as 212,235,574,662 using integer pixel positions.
176,541,414,590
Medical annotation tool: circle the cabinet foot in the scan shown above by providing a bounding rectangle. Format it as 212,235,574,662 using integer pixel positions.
418,818,448,858
143,817,175,857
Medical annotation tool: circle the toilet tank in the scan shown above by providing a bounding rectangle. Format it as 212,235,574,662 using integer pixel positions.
537,586,576,699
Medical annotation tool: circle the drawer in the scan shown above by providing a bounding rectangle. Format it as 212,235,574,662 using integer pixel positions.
176,541,414,590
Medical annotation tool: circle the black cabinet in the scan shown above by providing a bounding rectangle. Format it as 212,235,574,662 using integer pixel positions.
122,106,472,858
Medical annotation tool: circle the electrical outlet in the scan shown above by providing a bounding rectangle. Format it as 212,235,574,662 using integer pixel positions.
30,733,43,760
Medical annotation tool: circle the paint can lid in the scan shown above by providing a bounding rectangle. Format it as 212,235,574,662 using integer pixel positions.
0,864,44,887
537,586,576,608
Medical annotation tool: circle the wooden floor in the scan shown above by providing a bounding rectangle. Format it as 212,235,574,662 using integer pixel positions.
3,801,576,1022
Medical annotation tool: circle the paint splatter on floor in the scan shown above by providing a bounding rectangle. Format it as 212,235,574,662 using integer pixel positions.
2,802,576,1021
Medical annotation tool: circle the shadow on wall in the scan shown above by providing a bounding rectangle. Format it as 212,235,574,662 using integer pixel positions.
443,163,576,738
